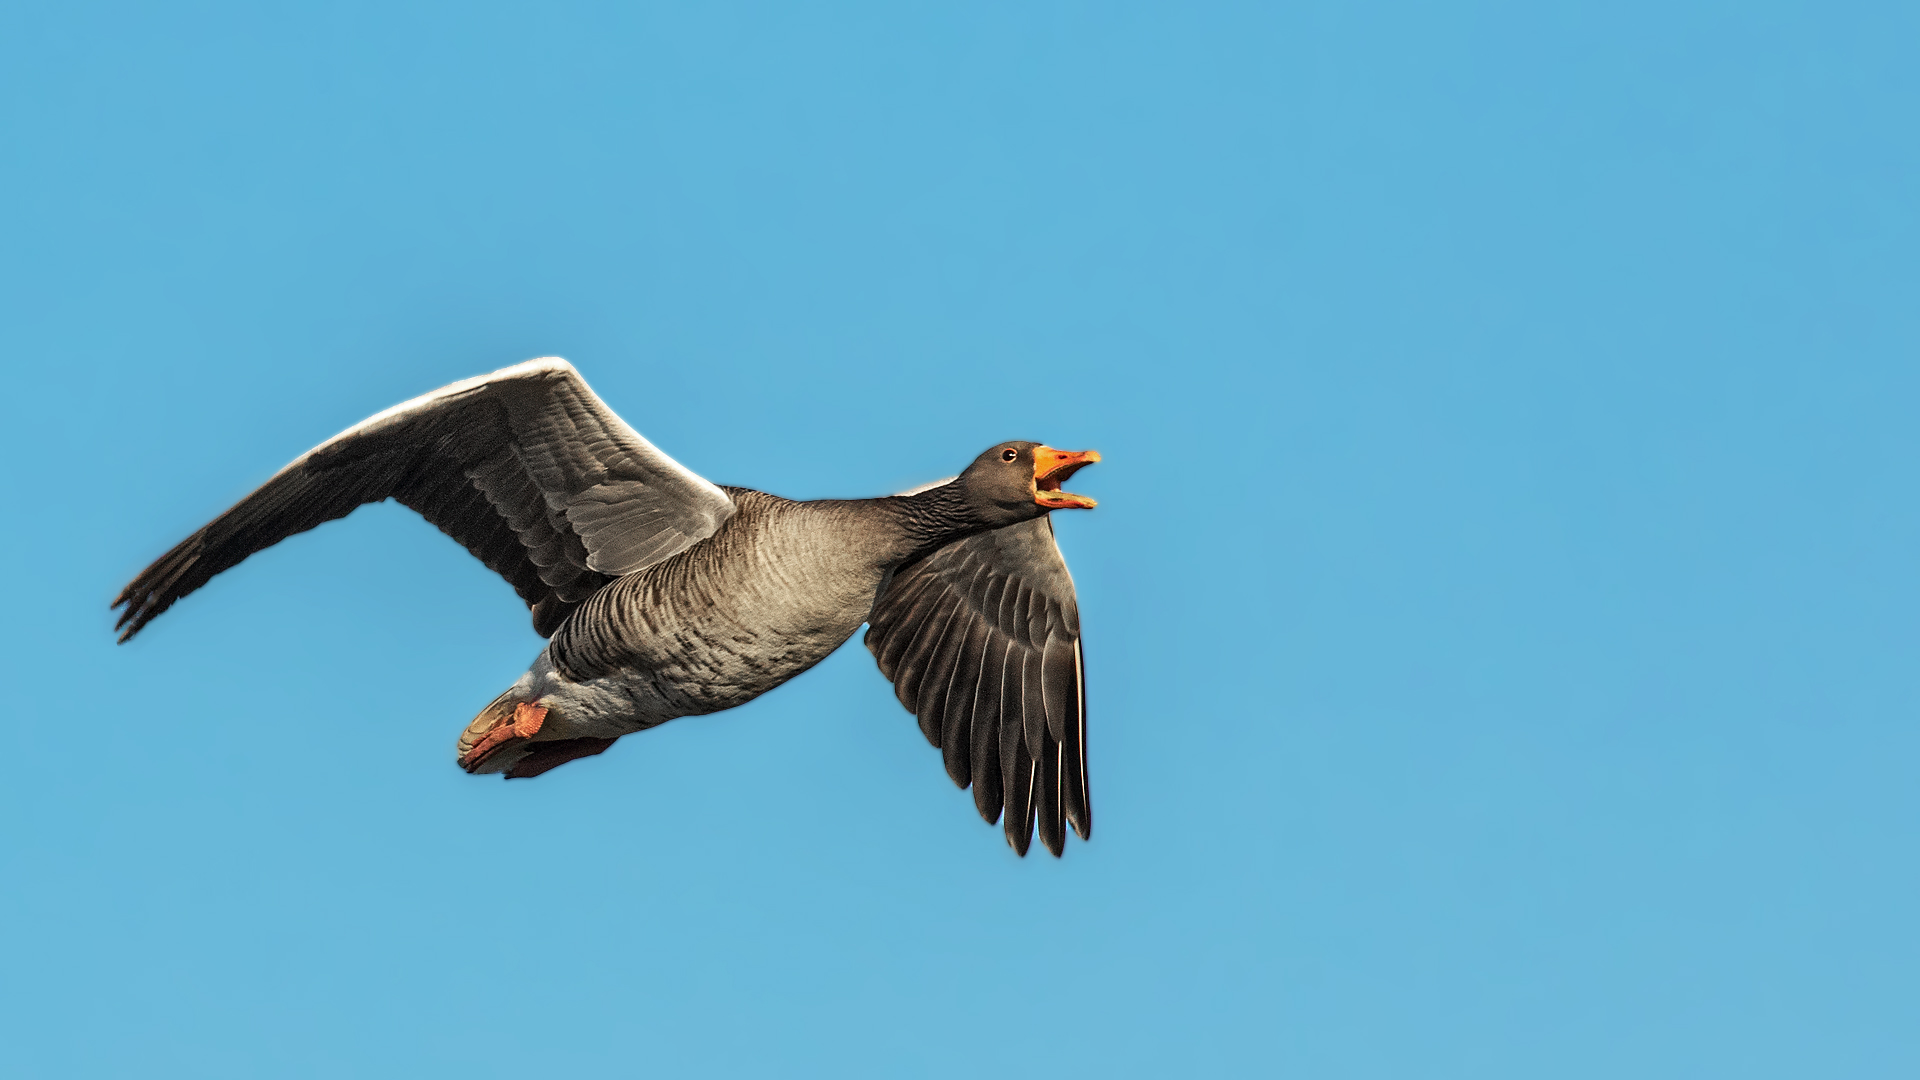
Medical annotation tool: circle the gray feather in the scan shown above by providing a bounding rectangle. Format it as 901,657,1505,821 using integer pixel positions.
864,515,1091,857
113,358,734,642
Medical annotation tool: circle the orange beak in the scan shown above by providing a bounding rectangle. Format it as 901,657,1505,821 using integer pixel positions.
1032,447,1101,509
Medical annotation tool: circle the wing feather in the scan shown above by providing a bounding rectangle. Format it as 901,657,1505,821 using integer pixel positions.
113,359,734,641
1041,635,1076,745
917,609,976,751
891,591,967,715
1003,736,1037,857
1035,733,1066,858
1062,640,1092,840
939,616,992,788
968,639,1010,824
1021,650,1049,776
869,571,948,679
864,515,1091,857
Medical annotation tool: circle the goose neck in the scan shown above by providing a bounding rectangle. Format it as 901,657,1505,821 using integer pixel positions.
882,482,991,563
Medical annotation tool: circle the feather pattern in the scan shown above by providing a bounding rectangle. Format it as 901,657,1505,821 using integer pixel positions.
112,358,735,641
863,514,1091,856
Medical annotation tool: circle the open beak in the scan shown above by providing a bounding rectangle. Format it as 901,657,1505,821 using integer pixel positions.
1033,447,1101,509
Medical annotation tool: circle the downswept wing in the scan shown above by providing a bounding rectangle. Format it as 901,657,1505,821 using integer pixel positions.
114,358,736,641
864,515,1090,857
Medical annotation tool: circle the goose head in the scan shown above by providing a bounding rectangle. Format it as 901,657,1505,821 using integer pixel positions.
956,441,1101,528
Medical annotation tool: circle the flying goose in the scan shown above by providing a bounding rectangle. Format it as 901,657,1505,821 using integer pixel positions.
113,359,1101,856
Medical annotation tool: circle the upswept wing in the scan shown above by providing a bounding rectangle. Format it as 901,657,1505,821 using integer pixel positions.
864,516,1090,857
113,358,735,641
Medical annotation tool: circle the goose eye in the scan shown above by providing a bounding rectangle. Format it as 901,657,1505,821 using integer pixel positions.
1001,448,1019,462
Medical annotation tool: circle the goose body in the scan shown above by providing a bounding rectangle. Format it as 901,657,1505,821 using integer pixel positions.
494,492,908,759
114,359,1101,856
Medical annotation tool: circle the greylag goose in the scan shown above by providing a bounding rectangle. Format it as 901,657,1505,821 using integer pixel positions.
112,359,1101,856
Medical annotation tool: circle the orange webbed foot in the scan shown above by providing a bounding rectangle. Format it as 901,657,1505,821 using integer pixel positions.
457,701,548,773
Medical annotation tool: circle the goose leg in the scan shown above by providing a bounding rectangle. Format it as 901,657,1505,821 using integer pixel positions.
457,701,547,773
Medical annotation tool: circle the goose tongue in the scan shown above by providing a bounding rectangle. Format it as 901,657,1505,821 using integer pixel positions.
1033,447,1100,509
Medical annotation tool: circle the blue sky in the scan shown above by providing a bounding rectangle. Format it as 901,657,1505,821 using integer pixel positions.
3,2,1917,1076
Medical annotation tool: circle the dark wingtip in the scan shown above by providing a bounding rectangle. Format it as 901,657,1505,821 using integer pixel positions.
112,605,141,644
111,589,151,643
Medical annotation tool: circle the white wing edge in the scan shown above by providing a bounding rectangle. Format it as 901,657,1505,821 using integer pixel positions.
262,357,731,509
310,357,576,458
893,475,958,497
250,357,577,488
